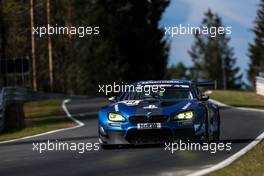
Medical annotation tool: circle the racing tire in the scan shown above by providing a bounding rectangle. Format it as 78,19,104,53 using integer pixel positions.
203,114,210,142
212,110,220,142
203,109,220,142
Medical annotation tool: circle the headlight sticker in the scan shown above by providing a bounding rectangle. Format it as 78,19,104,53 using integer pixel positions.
182,102,191,110
108,113,126,122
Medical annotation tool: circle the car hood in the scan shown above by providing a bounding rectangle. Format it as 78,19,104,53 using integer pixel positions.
111,99,196,116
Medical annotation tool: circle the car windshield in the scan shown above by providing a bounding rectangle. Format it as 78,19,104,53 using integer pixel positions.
159,87,192,100
120,86,193,100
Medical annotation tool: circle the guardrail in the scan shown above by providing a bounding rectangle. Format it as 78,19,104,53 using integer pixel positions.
0,89,5,132
256,76,264,96
0,87,65,133
0,87,27,132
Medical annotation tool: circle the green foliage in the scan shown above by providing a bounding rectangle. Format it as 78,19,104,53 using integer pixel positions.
248,0,264,86
188,9,242,89
165,62,188,80
0,0,30,86
0,0,170,94
210,90,264,109
0,99,73,142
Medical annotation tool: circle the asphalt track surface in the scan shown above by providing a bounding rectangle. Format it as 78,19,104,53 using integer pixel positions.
0,98,264,176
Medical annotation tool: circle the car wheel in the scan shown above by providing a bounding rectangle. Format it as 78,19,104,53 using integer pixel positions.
212,110,220,142
201,108,211,142
203,115,210,142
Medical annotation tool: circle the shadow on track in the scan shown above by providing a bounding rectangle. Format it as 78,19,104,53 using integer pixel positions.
100,137,263,150
0,135,98,146
2,137,261,148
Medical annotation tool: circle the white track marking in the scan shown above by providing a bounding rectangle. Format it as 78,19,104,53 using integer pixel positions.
210,99,264,113
236,107,264,113
62,99,84,126
209,99,231,107
0,99,83,144
187,132,264,176
185,99,264,176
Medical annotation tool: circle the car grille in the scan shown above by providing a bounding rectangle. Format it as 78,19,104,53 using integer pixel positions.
149,115,168,123
126,129,173,144
129,115,169,124
129,116,148,124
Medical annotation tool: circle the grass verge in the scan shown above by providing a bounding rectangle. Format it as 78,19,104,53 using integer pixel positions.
210,90,264,109
208,90,264,176
0,99,74,142
208,140,264,176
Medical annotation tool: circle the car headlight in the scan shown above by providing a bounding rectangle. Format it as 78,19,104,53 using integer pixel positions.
108,113,126,122
174,111,193,120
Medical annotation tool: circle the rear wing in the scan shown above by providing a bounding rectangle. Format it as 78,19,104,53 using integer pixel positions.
193,81,217,89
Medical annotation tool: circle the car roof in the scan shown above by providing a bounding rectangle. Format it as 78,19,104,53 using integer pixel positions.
132,80,192,86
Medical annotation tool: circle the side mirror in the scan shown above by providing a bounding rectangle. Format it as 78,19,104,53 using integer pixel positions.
199,94,209,101
108,96,117,103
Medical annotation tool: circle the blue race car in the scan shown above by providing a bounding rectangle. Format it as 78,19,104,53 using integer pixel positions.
98,80,220,146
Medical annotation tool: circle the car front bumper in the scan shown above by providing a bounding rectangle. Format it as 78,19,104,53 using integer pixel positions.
99,121,203,145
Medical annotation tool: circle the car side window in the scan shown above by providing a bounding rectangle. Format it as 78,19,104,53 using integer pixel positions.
192,85,202,99
197,88,203,99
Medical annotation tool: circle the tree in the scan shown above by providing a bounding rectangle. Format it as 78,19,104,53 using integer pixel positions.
248,0,264,86
0,0,7,86
188,9,242,89
165,62,188,80
84,0,170,84
0,0,170,95
0,0,29,87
